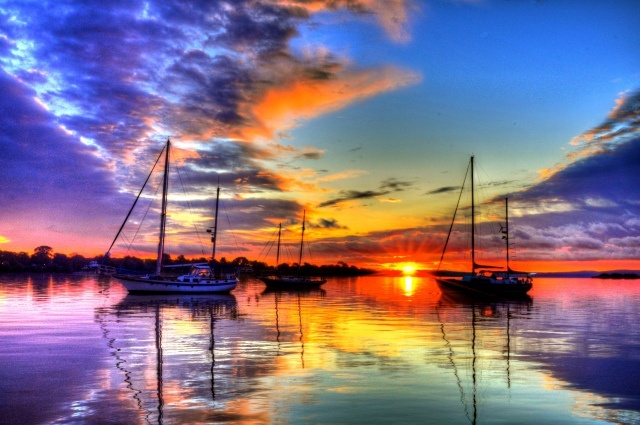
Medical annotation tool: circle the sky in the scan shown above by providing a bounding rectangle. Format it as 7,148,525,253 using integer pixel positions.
0,0,639,273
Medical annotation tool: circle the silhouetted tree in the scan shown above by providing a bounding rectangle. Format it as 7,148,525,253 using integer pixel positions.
32,246,53,268
52,253,70,272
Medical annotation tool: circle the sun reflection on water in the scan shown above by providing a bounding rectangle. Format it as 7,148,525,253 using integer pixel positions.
403,276,414,296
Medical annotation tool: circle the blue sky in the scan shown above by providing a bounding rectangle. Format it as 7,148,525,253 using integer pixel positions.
0,0,638,271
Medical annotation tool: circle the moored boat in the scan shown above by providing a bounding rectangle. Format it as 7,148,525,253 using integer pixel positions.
108,138,238,294
113,264,238,294
434,156,533,297
258,211,327,289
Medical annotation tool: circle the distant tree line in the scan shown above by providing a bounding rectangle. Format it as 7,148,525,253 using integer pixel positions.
593,272,640,279
0,246,376,277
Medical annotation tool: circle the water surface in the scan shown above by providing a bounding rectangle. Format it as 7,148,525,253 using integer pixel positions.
0,274,638,424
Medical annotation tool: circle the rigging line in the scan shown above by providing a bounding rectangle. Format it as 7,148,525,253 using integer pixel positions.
117,232,145,259
473,162,504,258
437,160,471,272
284,243,295,265
305,240,317,264
259,239,276,263
222,200,241,251
105,142,167,257
257,228,279,261
124,180,162,256
174,161,207,257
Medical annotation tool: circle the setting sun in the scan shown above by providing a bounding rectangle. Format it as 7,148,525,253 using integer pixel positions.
400,263,417,275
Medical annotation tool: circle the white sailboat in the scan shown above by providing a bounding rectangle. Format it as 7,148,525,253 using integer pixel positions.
109,138,238,294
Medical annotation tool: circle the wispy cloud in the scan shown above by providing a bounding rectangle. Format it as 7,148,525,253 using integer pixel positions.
279,0,417,44
425,186,460,196
318,178,414,207
540,89,640,179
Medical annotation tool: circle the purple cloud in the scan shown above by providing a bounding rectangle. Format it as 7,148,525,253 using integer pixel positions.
0,69,124,240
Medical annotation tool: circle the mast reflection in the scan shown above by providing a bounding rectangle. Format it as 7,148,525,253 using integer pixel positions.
96,294,238,424
436,291,533,424
262,288,325,370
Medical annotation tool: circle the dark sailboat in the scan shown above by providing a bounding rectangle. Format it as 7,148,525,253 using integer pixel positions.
435,156,534,297
259,210,326,290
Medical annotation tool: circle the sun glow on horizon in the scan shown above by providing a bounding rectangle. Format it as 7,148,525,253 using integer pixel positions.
400,263,417,275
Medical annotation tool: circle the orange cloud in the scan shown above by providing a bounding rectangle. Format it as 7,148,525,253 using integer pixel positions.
237,66,420,142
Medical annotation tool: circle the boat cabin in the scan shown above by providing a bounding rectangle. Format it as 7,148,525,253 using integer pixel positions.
475,270,534,284
175,265,213,282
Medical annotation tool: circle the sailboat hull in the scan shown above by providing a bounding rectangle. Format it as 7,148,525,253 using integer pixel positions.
259,275,326,290
435,277,532,297
114,275,238,294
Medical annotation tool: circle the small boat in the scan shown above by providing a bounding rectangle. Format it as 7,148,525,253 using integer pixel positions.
434,156,534,297
109,138,238,294
259,210,327,289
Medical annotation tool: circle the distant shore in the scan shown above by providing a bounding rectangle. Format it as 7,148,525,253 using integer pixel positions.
593,273,640,280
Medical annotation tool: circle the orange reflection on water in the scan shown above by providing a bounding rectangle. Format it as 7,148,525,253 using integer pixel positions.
4,274,638,423
403,276,414,296
252,277,448,369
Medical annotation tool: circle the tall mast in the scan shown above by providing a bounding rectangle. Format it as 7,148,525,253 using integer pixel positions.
298,210,306,274
156,138,170,275
505,197,510,276
470,155,475,275
211,180,220,264
276,223,282,266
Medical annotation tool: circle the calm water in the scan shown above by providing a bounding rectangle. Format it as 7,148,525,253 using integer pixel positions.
0,274,639,425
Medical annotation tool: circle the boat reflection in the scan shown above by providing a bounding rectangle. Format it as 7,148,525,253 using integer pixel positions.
96,294,238,424
262,287,326,369
436,291,533,425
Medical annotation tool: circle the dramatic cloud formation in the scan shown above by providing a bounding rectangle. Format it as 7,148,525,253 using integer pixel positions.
0,0,637,272
497,92,640,266
510,135,640,264
0,0,417,255
0,69,124,253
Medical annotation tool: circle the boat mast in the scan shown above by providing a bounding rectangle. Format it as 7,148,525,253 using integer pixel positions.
211,180,220,264
298,210,306,275
156,138,170,275
503,197,510,277
470,155,476,275
276,223,282,266
104,142,167,260
436,161,471,272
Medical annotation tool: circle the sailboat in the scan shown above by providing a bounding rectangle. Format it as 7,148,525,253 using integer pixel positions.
434,156,534,297
110,138,238,294
259,210,327,289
